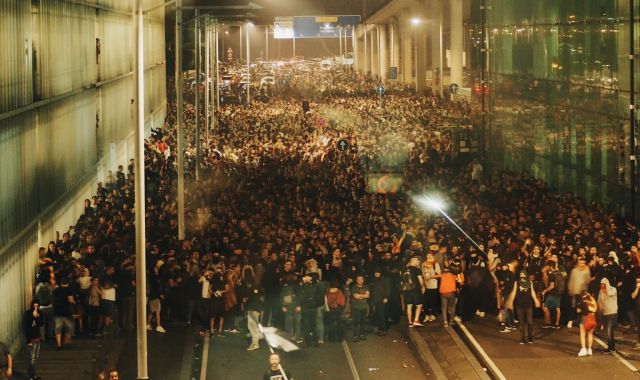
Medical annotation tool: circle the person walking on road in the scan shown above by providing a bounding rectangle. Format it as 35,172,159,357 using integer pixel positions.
439,260,464,327
508,270,540,344
147,260,166,333
567,258,590,328
242,270,264,351
577,290,597,357
23,300,43,380
598,277,618,354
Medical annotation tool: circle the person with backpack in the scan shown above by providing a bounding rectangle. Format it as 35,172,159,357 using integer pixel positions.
401,257,425,327
34,276,54,342
577,290,597,356
541,255,564,329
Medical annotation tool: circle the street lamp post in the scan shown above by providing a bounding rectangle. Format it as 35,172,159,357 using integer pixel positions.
339,26,343,58
175,0,185,241
215,26,220,110
133,1,148,378
205,17,210,147
265,25,269,61
246,22,251,104
411,18,420,92
223,30,228,61
239,24,243,62
194,9,200,180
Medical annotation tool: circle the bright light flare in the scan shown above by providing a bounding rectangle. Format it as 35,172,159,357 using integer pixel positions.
414,195,446,212
411,17,421,26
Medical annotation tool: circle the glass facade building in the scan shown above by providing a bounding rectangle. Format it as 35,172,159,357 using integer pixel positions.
470,1,639,217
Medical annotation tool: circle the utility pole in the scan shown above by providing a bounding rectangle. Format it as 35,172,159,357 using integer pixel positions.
205,17,210,147
133,0,148,378
246,22,251,104
176,0,186,240
194,9,200,180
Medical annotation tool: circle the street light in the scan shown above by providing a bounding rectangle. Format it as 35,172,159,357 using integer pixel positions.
411,18,421,92
246,21,252,104
223,30,228,61
413,194,486,254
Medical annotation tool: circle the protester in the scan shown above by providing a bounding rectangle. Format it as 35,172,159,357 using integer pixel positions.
263,352,293,380
325,280,346,342
23,301,43,380
370,267,391,335
508,270,540,344
577,291,597,357
53,277,75,349
598,277,618,354
401,257,425,327
350,274,370,342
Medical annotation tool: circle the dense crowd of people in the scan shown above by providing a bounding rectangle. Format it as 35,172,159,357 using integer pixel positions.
14,66,640,379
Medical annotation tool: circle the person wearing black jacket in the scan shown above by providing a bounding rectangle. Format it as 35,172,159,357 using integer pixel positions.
23,301,43,380
298,274,321,347
370,268,390,335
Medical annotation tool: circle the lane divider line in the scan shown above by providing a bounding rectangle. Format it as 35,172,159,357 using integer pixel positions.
200,333,210,380
456,323,507,380
341,340,361,380
592,335,639,373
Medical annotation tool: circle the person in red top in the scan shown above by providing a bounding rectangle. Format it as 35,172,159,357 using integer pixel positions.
439,259,464,327
325,280,346,342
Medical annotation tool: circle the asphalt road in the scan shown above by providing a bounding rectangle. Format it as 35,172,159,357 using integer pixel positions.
462,317,640,380
117,322,427,380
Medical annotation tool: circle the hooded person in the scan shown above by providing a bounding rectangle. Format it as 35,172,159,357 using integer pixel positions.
598,277,618,353
508,269,540,344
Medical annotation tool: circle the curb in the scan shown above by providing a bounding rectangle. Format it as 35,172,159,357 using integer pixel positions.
404,324,447,380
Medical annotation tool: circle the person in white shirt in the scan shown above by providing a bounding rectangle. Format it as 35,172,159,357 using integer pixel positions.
199,270,213,335
422,253,441,322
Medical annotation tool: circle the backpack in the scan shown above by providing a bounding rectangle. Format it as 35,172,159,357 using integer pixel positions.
35,283,52,306
400,269,416,292
552,270,566,295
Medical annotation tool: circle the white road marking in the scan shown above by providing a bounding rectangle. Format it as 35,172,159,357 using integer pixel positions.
457,322,508,380
341,340,361,380
592,335,639,373
200,333,210,380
